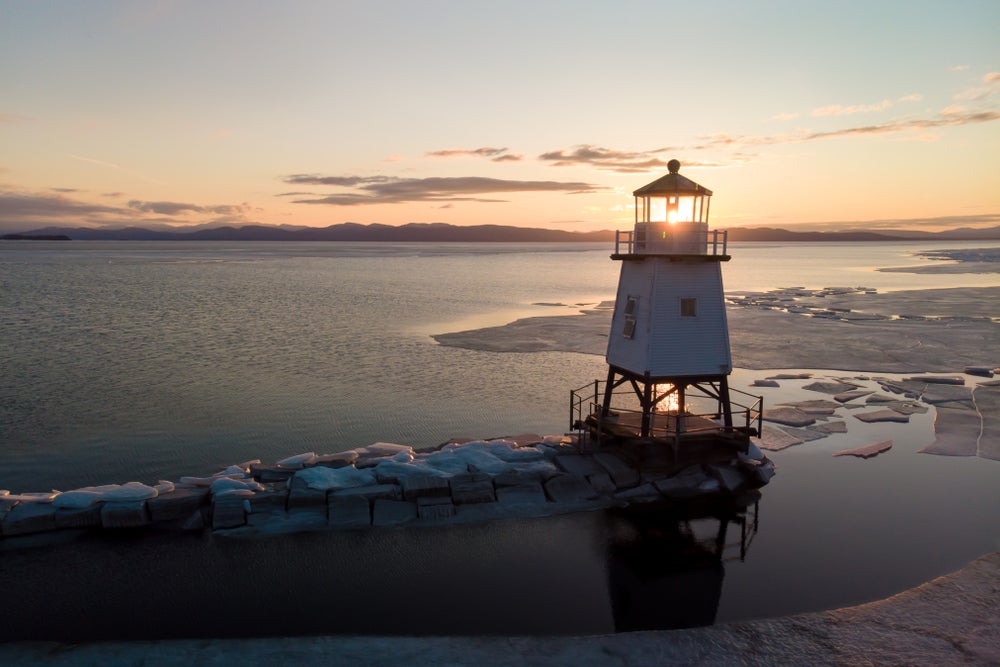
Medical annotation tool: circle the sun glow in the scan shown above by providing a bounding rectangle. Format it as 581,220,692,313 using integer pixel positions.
652,384,681,413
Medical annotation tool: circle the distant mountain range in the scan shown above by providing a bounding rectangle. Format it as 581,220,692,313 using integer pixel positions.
5,222,1000,242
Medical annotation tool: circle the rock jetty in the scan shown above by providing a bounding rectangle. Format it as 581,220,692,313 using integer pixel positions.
0,435,774,545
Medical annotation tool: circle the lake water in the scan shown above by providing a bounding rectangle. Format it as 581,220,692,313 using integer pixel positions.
1,239,998,640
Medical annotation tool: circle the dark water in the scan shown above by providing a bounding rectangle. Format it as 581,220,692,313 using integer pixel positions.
1,240,998,640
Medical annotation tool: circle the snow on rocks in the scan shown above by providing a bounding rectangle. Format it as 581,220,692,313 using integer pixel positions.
1,432,772,543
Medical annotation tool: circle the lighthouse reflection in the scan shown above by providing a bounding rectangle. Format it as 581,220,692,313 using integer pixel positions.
605,492,761,631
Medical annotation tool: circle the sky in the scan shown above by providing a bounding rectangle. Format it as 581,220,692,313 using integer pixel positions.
1,0,999,233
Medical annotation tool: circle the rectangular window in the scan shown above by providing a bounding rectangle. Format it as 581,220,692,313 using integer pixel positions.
624,295,638,315
680,297,697,317
623,317,636,339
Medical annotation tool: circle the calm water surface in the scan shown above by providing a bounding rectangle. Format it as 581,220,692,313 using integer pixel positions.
1,239,998,639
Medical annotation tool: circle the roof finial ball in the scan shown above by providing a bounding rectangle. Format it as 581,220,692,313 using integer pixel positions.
667,159,681,174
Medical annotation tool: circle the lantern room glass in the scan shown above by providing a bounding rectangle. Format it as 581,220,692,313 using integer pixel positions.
636,194,710,225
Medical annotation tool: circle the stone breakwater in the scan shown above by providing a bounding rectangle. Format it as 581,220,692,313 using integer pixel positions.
0,436,774,544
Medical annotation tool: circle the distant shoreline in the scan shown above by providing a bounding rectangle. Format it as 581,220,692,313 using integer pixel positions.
5,221,1000,243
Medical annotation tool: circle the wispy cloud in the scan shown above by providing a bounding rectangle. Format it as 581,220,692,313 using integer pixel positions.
772,112,799,121
66,153,166,186
812,99,893,116
953,71,1000,101
282,174,603,205
425,147,523,162
0,112,30,123
0,187,253,230
897,93,923,103
0,189,127,229
538,145,678,173
127,200,249,216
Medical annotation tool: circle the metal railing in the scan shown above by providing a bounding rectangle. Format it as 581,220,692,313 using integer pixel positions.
570,380,762,443
614,228,728,257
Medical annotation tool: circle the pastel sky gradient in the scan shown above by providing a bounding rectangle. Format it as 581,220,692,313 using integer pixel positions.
2,0,998,232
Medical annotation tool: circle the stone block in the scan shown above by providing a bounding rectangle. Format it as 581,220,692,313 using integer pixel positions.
101,501,151,529
613,483,661,503
401,474,451,501
212,496,247,529
417,496,456,519
587,472,617,495
287,485,328,509
449,474,495,504
710,465,749,492
147,487,209,522
493,470,546,486
54,504,104,529
592,451,641,489
3,502,57,536
372,499,417,527
554,454,604,477
544,474,598,503
332,484,401,501
248,488,289,513
328,495,372,529
496,482,546,505
250,464,296,484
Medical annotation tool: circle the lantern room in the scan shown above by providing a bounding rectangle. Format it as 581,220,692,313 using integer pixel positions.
634,158,712,225
614,159,725,258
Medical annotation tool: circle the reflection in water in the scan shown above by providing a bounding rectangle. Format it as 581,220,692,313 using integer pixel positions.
0,494,763,640
606,492,761,632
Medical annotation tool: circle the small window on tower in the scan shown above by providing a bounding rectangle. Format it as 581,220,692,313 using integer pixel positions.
680,297,697,317
623,317,636,339
624,296,638,315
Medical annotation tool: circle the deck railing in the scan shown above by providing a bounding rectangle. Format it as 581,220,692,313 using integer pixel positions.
613,228,728,257
570,379,762,444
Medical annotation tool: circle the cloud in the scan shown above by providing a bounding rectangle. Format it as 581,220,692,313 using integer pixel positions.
127,200,249,215
0,186,253,231
538,145,681,173
426,147,523,162
128,200,203,215
282,174,603,205
772,112,799,121
949,65,970,71
0,113,30,123
0,189,128,229
897,93,923,103
811,99,892,116
953,71,1000,101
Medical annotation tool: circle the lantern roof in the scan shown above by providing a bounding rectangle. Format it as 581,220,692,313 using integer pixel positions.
632,160,713,197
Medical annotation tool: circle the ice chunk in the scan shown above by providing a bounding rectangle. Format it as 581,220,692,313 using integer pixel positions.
391,450,414,463
155,481,175,493
484,441,545,462
834,440,893,458
103,482,158,501
293,465,376,491
763,407,816,427
276,452,317,469
366,442,414,457
210,477,264,494
51,488,106,508
214,488,255,498
422,450,472,475
216,465,250,477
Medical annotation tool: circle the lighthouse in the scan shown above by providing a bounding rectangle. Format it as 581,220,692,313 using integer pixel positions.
573,160,761,452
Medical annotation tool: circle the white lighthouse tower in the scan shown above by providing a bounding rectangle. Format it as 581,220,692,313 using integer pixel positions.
574,160,760,449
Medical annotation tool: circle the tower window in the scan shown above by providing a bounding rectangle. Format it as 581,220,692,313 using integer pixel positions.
623,317,636,339
624,296,638,315
680,298,697,317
